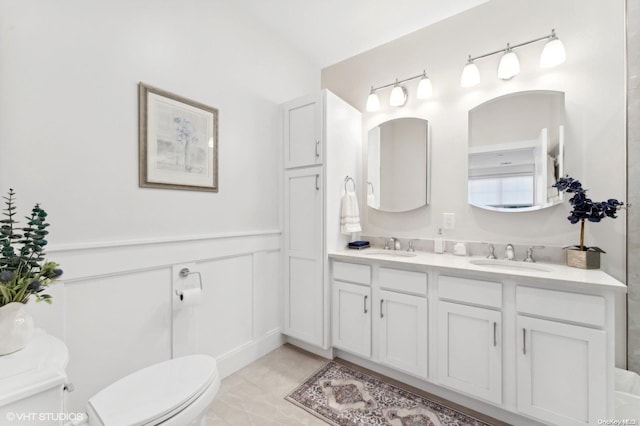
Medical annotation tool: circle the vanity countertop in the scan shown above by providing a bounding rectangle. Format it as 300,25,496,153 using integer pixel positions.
329,249,627,292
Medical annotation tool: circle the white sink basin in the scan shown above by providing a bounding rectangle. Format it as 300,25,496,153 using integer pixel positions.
469,258,554,273
364,249,417,258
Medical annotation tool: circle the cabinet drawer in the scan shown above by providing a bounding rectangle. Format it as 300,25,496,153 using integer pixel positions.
438,275,502,308
379,268,428,296
333,261,371,285
516,286,605,327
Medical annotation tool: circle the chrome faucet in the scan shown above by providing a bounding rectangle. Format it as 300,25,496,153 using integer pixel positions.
483,242,497,259
505,244,516,261
524,245,545,263
384,237,402,251
407,239,416,252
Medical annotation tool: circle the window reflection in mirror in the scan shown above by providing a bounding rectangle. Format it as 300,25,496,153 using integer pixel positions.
367,118,430,212
468,91,565,212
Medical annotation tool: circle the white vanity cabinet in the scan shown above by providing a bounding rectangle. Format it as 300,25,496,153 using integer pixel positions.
331,262,372,358
283,167,324,345
516,287,608,426
283,92,322,169
282,91,361,349
377,268,428,379
327,252,624,426
331,263,428,378
437,276,503,404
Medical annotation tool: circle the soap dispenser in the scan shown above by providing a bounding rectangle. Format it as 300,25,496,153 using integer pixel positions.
434,228,445,254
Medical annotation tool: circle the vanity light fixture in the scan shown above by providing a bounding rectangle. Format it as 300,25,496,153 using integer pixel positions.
497,44,520,80
416,71,433,99
461,29,566,87
540,29,566,68
366,87,381,112
389,80,408,107
365,70,432,112
460,56,481,87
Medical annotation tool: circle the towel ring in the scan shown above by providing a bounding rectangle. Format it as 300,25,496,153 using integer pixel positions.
344,176,356,192
367,181,374,195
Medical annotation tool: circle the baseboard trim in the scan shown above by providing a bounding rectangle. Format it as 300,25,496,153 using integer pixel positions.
285,336,334,359
217,329,285,378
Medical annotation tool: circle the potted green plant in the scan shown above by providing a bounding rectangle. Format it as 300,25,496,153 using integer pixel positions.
0,189,62,355
552,176,624,269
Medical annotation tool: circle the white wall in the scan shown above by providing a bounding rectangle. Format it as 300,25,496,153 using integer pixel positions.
0,0,318,243
321,0,626,283
0,0,318,412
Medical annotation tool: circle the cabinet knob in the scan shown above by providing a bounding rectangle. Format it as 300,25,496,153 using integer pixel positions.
64,382,75,392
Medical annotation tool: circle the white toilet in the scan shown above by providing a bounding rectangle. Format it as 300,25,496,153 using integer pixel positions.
0,330,220,426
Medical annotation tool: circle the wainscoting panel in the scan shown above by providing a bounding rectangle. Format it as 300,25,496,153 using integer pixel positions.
194,255,254,357
64,268,173,413
25,231,282,414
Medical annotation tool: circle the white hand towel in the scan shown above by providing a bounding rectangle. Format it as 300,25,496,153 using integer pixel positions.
341,190,362,234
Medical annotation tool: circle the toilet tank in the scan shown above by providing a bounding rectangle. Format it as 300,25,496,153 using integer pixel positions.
0,329,69,425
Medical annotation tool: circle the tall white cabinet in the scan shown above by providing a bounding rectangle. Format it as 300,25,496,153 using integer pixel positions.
282,90,361,349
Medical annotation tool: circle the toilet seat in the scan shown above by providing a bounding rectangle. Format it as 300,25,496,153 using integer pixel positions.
87,355,218,426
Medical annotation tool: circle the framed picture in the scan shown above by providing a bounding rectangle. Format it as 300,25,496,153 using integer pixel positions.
139,82,218,192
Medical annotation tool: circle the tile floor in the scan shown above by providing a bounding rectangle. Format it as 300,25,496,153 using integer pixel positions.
204,344,329,425
204,344,503,426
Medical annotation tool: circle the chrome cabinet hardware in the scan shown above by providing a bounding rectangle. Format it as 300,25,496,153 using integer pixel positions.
315,140,320,158
493,322,497,347
364,295,368,314
380,299,384,318
523,328,527,354
315,174,320,190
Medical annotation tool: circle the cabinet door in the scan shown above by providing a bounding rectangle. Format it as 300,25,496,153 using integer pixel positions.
283,167,323,346
284,93,322,168
332,281,371,358
517,316,606,425
377,290,428,378
437,301,502,404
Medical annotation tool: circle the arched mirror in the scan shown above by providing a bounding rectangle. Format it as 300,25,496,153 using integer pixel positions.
367,117,430,212
468,91,565,212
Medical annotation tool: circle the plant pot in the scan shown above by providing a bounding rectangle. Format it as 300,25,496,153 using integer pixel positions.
566,248,601,269
0,302,34,355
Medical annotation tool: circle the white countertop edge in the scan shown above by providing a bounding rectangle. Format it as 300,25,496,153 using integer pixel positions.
329,250,627,292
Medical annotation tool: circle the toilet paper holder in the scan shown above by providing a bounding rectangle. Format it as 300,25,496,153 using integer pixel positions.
175,267,203,300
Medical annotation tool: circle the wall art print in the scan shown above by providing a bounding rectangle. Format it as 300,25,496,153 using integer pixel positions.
139,82,218,192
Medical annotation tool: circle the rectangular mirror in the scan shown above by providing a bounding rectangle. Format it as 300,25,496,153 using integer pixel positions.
367,118,430,212
468,91,565,212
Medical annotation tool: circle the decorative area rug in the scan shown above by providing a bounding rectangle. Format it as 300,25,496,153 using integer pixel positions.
286,361,491,426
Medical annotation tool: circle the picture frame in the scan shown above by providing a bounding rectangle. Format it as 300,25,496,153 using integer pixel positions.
138,82,218,192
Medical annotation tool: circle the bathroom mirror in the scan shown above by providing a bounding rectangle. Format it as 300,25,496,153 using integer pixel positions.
468,91,565,212
367,117,430,212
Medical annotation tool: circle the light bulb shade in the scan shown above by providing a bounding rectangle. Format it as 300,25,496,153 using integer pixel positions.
366,92,380,112
460,62,480,87
497,50,520,80
389,85,407,107
416,77,433,99
540,38,566,68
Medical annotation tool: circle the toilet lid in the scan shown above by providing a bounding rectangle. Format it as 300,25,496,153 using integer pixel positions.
88,354,218,426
